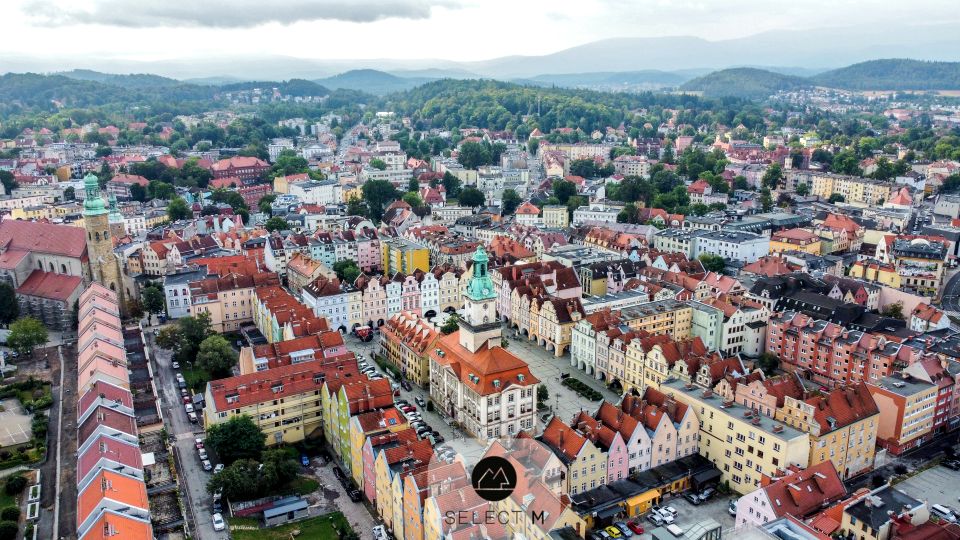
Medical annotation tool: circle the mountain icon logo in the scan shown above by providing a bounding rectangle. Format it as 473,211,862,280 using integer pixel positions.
471,456,517,501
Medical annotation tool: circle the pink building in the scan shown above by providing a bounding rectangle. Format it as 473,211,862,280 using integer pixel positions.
573,412,629,482
593,401,653,473
357,275,388,327
400,274,421,315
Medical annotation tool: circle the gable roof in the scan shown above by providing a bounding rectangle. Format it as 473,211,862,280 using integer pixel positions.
761,461,846,520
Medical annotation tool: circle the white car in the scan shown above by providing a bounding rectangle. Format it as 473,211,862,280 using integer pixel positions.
372,525,389,540
212,512,226,531
202,459,213,471
213,463,224,474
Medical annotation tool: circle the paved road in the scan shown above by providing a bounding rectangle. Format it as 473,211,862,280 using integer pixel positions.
844,430,960,493
53,343,78,540
147,330,226,540
940,269,960,312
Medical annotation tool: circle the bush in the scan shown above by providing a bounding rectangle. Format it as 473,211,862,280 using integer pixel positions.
0,507,18,521
562,378,603,401
4,475,26,495
894,464,908,475
0,521,16,540
426,401,434,412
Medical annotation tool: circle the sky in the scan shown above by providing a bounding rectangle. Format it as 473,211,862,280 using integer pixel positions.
4,0,959,65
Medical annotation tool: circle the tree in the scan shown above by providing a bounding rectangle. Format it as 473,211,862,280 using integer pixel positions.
569,159,599,178
881,301,905,320
458,187,485,208
552,180,577,204
156,313,213,363
0,521,16,540
369,158,387,171
828,193,846,204
831,150,862,175
440,314,459,335
7,317,48,357
333,259,361,285
206,415,266,465
698,254,726,273
258,194,277,214
209,189,248,212
442,171,462,198
207,458,260,499
501,189,521,216
0,283,18,326
3,475,25,495
148,180,174,200
167,196,191,221
0,508,18,522
141,284,165,317
566,195,587,220
0,171,17,194
457,141,490,170
758,353,779,376
527,139,539,155
796,183,810,196
269,150,309,178
402,192,423,209
871,474,886,488
63,186,76,201
537,385,549,405
761,163,783,189
196,335,238,375
264,217,288,232
733,176,749,191
346,195,367,217
362,179,400,222
129,183,147,202
760,187,773,212
407,178,420,193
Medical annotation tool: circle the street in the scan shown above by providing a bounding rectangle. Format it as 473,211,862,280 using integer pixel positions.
146,330,225,540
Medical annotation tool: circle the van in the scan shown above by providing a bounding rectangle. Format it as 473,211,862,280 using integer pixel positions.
931,504,957,522
666,525,684,537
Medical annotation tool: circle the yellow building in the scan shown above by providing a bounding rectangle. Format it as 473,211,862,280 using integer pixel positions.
202,359,329,445
379,311,440,386
660,379,811,494
381,238,430,276
849,260,901,289
840,485,928,540
374,435,433,532
775,384,879,480
620,300,694,393
538,417,606,495
10,205,55,220
542,205,570,229
348,408,408,488
770,228,823,255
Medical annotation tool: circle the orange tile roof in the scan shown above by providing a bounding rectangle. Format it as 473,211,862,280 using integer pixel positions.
431,332,539,396
77,470,149,526
208,358,358,411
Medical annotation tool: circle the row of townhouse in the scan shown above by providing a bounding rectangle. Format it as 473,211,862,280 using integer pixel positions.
302,264,469,332
187,270,280,332
75,284,154,539
252,284,330,342
789,170,895,206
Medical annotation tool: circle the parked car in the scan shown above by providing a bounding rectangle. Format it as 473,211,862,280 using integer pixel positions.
195,438,204,449
187,412,198,423
605,526,623,538
212,513,226,531
647,513,664,526
212,500,223,514
184,403,195,414
172,361,180,369
202,459,212,471
415,396,427,407
729,501,738,516
401,380,413,391
943,459,960,471
372,525,389,540
663,506,678,518
627,521,644,534
614,521,633,537
684,493,702,505
301,455,310,467
699,487,716,500
348,489,363,502
213,463,224,474
198,448,208,460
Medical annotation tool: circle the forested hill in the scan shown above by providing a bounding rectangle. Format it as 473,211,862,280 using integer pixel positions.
679,68,810,99
218,79,330,96
0,73,216,111
382,79,742,133
810,59,960,90
56,69,182,88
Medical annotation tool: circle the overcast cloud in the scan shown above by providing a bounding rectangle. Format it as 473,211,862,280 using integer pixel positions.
24,0,459,27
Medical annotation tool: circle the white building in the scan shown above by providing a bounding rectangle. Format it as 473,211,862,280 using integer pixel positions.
268,138,295,163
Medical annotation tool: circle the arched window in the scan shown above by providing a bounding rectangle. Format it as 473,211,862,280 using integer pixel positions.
37,260,42,269
104,230,109,240
61,264,67,274
49,262,54,272
109,283,115,291
95,232,101,241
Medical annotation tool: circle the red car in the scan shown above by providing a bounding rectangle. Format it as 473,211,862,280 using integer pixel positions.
627,522,644,534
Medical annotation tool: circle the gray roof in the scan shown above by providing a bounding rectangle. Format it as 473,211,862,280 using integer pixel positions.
845,486,922,532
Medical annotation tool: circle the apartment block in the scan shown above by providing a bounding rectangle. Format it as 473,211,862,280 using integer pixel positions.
867,374,938,455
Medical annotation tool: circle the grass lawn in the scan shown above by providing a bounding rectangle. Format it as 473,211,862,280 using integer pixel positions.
279,475,319,496
181,366,212,393
229,511,352,540
16,382,51,405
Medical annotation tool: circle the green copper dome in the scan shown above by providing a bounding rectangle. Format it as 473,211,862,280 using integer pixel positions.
466,245,496,301
82,173,107,215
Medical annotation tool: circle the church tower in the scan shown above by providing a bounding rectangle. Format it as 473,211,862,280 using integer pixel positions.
458,246,502,353
83,173,125,307
107,193,126,239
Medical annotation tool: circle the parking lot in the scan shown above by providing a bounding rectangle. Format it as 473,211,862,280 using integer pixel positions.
896,463,960,511
0,398,32,446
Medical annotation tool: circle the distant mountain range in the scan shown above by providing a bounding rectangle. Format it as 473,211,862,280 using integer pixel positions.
313,69,432,95
680,59,960,98
4,23,958,82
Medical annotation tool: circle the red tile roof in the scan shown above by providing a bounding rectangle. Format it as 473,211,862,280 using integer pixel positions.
761,461,846,519
430,332,539,396
805,383,879,434
208,358,357,411
16,270,83,302
0,219,87,259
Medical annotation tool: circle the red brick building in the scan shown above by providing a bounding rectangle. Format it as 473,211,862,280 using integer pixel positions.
211,156,269,183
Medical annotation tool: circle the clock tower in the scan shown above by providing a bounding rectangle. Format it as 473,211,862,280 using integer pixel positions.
458,246,502,353
83,173,126,309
